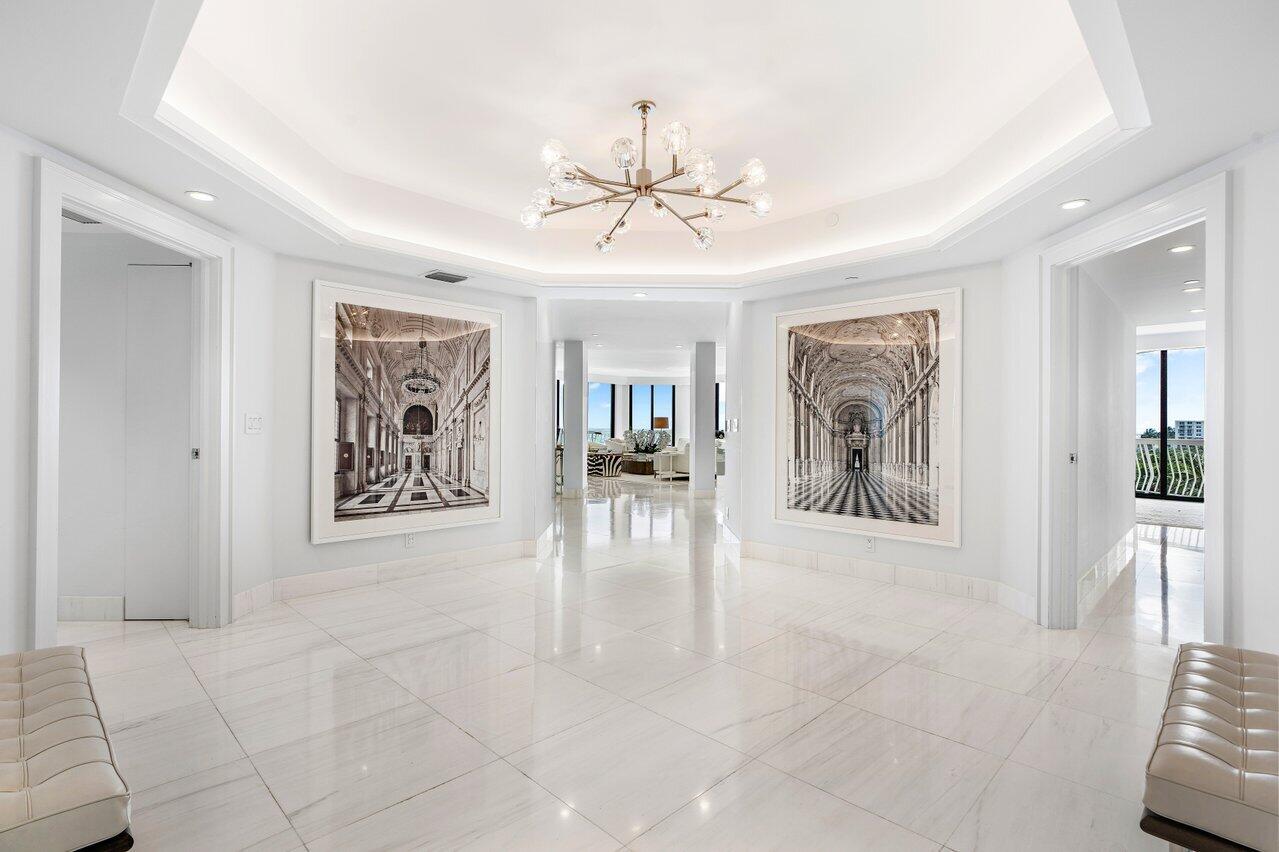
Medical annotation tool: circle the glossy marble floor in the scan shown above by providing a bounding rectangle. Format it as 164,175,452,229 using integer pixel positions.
59,480,1203,850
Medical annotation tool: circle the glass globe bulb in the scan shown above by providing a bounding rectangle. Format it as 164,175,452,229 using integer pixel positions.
706,203,726,222
660,121,690,156
594,233,616,254
693,226,715,251
611,137,638,169
520,204,546,230
748,191,773,218
740,157,767,187
615,218,631,236
531,188,554,211
540,139,569,168
698,177,721,196
683,148,715,187
548,161,583,192
649,198,669,219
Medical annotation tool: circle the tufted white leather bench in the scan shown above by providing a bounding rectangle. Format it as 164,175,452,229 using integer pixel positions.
1141,642,1278,852
0,647,132,851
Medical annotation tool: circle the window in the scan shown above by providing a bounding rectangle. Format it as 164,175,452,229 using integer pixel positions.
715,382,727,434
631,384,652,430
1135,347,1204,501
653,385,674,433
587,382,614,443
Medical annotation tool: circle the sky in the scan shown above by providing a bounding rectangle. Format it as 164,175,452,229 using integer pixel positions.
1136,347,1205,434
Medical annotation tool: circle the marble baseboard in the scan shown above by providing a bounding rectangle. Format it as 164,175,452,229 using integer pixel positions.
58,595,125,621
1077,528,1136,618
227,538,537,625
532,523,556,560
740,541,1037,621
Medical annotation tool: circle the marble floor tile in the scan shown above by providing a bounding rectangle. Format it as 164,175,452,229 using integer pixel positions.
431,587,554,629
214,661,416,754
92,660,210,727
369,629,532,698
1048,661,1171,727
639,610,783,659
761,703,1001,844
576,588,698,630
762,573,886,607
904,633,1073,696
106,699,245,792
945,602,1096,660
548,632,716,699
129,759,295,852
947,761,1161,851
1077,630,1179,681
848,585,983,630
385,569,506,606
173,616,318,658
322,605,471,658
251,702,494,841
732,632,896,700
638,663,834,755
517,572,630,606
846,663,1043,757
285,585,425,629
461,557,555,588
632,761,937,851
1009,703,1156,802
722,591,847,630
482,609,632,659
587,560,688,590
79,628,185,676
508,703,747,843
428,662,625,756
306,759,616,851
798,610,940,659
189,635,364,699
57,619,167,646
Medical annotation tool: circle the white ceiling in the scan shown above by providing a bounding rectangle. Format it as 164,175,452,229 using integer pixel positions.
2,1,1277,296
1082,222,1205,325
551,299,727,379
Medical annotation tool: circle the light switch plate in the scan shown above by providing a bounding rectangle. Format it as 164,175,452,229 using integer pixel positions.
863,536,875,553
404,533,415,549
244,414,264,435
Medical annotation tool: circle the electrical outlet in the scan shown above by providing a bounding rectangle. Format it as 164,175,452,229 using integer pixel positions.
863,536,875,553
404,533,415,549
244,414,264,435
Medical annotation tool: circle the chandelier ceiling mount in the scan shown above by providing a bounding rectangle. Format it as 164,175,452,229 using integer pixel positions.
521,99,772,253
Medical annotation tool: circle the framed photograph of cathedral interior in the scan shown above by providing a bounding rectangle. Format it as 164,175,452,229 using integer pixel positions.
310,280,501,544
773,289,961,546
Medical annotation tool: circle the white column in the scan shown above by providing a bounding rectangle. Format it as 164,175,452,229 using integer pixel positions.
690,341,717,496
562,340,587,497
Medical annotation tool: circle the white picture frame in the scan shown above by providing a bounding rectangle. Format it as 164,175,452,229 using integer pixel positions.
310,280,502,544
773,288,962,547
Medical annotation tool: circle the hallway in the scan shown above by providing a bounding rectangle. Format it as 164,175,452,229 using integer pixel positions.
61,483,1200,850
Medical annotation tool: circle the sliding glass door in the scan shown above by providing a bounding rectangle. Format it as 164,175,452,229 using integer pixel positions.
1135,347,1204,501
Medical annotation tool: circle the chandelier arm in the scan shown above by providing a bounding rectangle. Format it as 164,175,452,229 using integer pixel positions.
659,199,703,236
648,169,686,189
575,167,631,189
713,178,745,199
544,189,635,217
581,177,635,194
605,198,638,239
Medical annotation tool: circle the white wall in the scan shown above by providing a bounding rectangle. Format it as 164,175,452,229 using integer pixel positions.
270,256,537,578
738,264,1007,581
1075,268,1135,577
1228,141,1279,652
58,233,192,599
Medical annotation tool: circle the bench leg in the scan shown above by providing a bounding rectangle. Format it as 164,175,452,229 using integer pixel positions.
79,828,134,852
1139,808,1251,852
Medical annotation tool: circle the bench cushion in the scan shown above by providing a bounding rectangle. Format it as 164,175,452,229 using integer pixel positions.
1144,642,1278,852
0,647,130,851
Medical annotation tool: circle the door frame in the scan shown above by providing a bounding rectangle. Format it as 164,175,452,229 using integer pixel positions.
1038,171,1229,640
32,158,233,645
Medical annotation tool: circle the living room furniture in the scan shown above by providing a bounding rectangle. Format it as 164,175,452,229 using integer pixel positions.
654,441,690,481
0,647,133,851
587,452,622,477
622,454,653,475
1139,642,1278,852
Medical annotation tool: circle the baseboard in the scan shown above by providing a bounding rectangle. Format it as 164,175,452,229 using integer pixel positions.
531,522,556,560
561,488,585,499
57,596,124,621
740,540,1037,620
692,489,716,499
1078,526,1136,619
230,537,538,622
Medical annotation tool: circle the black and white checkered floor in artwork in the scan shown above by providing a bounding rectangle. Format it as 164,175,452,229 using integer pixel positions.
788,471,939,525
335,472,488,520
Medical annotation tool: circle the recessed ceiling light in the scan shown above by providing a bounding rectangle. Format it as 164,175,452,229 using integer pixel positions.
185,190,217,202
595,343,604,348
1059,198,1090,210
845,275,859,280
1189,307,1206,314
1168,244,1196,253
632,291,648,298
675,344,684,349
591,333,600,337
1182,285,1204,293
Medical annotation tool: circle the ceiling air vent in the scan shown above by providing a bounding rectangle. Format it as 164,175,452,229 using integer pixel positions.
423,270,468,284
61,209,101,225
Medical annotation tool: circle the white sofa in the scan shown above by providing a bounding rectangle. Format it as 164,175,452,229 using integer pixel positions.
654,440,690,480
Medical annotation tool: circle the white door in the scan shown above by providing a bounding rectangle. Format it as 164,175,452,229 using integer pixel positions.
124,264,193,619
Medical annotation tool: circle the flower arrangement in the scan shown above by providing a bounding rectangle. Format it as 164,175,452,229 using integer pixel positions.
624,428,670,455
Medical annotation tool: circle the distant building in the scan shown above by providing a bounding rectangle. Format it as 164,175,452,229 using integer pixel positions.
1175,420,1204,439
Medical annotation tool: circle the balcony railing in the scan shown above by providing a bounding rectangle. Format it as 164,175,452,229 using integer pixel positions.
1135,438,1204,499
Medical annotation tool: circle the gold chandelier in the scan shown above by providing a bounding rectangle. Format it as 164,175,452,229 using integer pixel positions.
520,100,772,252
